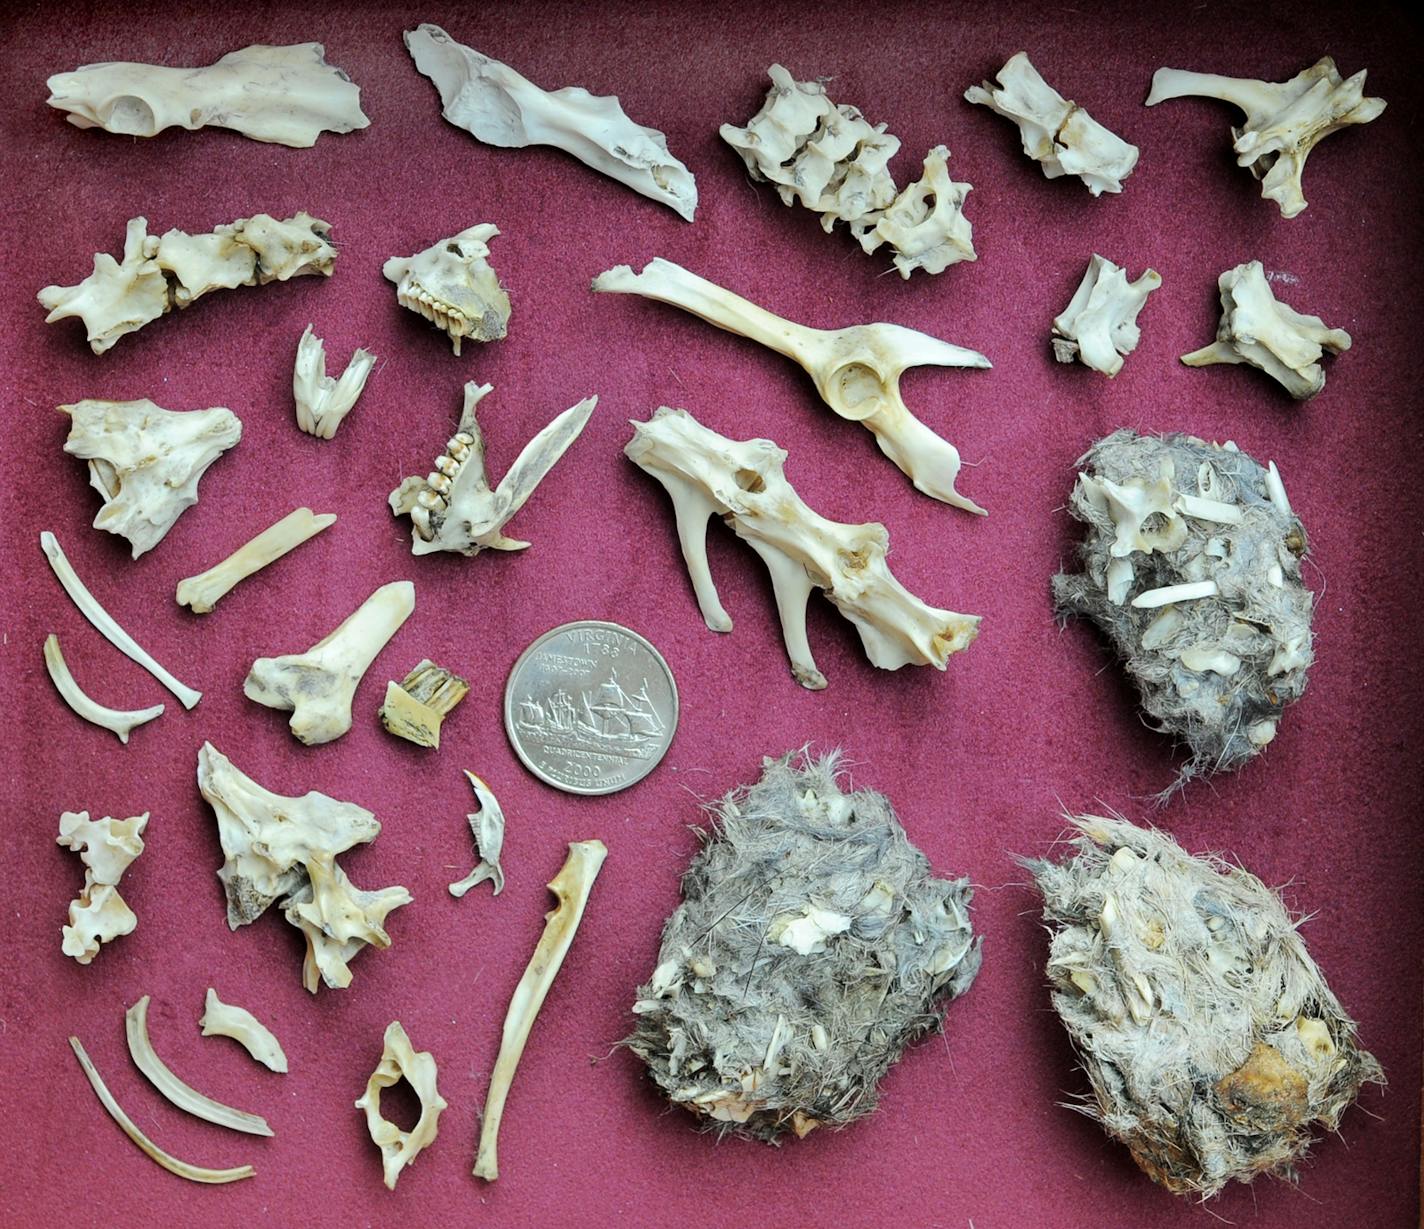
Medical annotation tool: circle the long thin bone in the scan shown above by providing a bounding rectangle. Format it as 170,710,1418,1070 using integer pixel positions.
592,258,991,513
474,839,607,1181
44,633,164,742
176,507,336,613
69,1036,255,1184
40,530,202,709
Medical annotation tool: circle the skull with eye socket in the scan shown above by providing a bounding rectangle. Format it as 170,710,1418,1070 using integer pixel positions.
382,224,511,355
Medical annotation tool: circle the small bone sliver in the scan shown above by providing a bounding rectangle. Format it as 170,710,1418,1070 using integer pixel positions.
177,507,336,613
44,633,164,743
200,988,288,1074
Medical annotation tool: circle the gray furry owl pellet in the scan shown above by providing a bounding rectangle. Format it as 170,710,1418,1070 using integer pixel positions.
1027,817,1381,1199
627,752,980,1142
1053,430,1313,789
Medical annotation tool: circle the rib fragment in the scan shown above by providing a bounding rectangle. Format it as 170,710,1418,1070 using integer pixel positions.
355,1021,448,1189
449,771,505,897
293,325,375,438
58,810,147,964
126,995,273,1136
1025,817,1383,1197
474,840,607,1181
1052,254,1161,376
594,258,991,511
200,988,288,1074
44,634,164,743
627,407,980,690
176,507,336,613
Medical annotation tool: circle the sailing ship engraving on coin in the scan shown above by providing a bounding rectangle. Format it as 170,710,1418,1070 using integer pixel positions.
504,621,678,794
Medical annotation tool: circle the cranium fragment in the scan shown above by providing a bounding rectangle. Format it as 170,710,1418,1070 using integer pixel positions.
594,258,991,511
857,145,976,277
244,581,415,744
293,324,376,438
390,382,596,556
200,988,288,1073
1051,254,1161,376
61,398,242,557
449,771,505,897
1181,261,1350,399
57,809,147,964
176,507,337,614
965,51,1138,195
41,530,201,708
44,633,164,743
38,212,336,353
379,659,469,749
1145,57,1385,218
355,1021,448,1190
1054,430,1313,789
382,225,510,355
1025,817,1382,1197
47,42,369,147
627,407,980,689
629,752,980,1140
474,839,607,1181
404,24,696,221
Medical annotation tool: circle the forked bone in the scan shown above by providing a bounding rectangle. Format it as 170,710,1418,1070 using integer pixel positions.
593,258,991,513
177,507,336,613
390,382,596,556
44,633,164,743
244,581,415,744
449,771,506,898
355,1021,448,1190
474,840,607,1181
200,988,288,1073
626,407,980,690
293,325,376,438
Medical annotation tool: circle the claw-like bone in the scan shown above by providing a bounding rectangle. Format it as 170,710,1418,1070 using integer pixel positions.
69,1036,255,1185
44,634,164,743
126,995,273,1136
244,581,415,744
47,42,369,147
1052,254,1162,377
1145,57,1385,218
404,24,696,221
177,507,336,613
594,258,991,513
355,1021,448,1190
474,839,607,1182
379,659,469,749
200,988,288,1073
449,771,506,898
390,382,596,556
293,325,376,438
627,407,980,690
58,809,147,964
41,530,202,709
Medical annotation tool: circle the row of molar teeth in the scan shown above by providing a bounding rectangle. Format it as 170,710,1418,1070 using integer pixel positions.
400,280,469,333
409,432,476,540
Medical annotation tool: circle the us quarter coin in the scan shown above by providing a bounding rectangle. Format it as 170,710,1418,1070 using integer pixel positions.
504,621,678,795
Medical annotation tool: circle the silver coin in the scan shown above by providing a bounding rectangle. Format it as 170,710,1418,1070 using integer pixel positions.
504,621,678,795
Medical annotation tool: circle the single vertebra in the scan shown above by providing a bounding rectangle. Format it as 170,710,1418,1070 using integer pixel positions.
355,1021,448,1189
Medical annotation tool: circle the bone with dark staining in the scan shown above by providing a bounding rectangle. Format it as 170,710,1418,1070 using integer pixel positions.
379,659,469,748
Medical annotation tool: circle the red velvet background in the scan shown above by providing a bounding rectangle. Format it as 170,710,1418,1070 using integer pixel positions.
1,2,1420,1226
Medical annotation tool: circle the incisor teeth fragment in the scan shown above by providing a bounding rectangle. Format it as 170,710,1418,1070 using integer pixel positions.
177,507,336,613
379,659,469,749
293,324,376,438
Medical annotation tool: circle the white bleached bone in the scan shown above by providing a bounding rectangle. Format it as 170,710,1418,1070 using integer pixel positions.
1145,57,1385,218
390,382,596,556
44,634,164,743
594,258,991,512
1181,261,1351,399
355,1021,448,1190
857,145,976,278
126,995,273,1136
197,742,411,992
41,530,202,709
244,581,414,745
1131,580,1220,609
200,988,288,1073
449,771,506,898
58,809,147,964
61,398,242,557
383,225,510,356
1052,254,1161,376
474,839,607,1182
47,42,369,147
404,24,696,221
379,659,469,749
176,507,336,613
627,407,980,690
293,325,375,438
38,212,336,353
965,52,1138,195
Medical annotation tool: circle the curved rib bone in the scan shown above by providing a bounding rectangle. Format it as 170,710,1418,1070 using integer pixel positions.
177,507,336,613
474,839,607,1181
200,988,288,1073
44,634,164,743
449,771,506,898
244,580,415,744
593,258,991,513
41,530,202,709
293,325,375,438
627,407,980,690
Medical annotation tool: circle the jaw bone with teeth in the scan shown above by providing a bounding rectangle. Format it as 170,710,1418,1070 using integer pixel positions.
383,225,511,355
390,382,596,556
